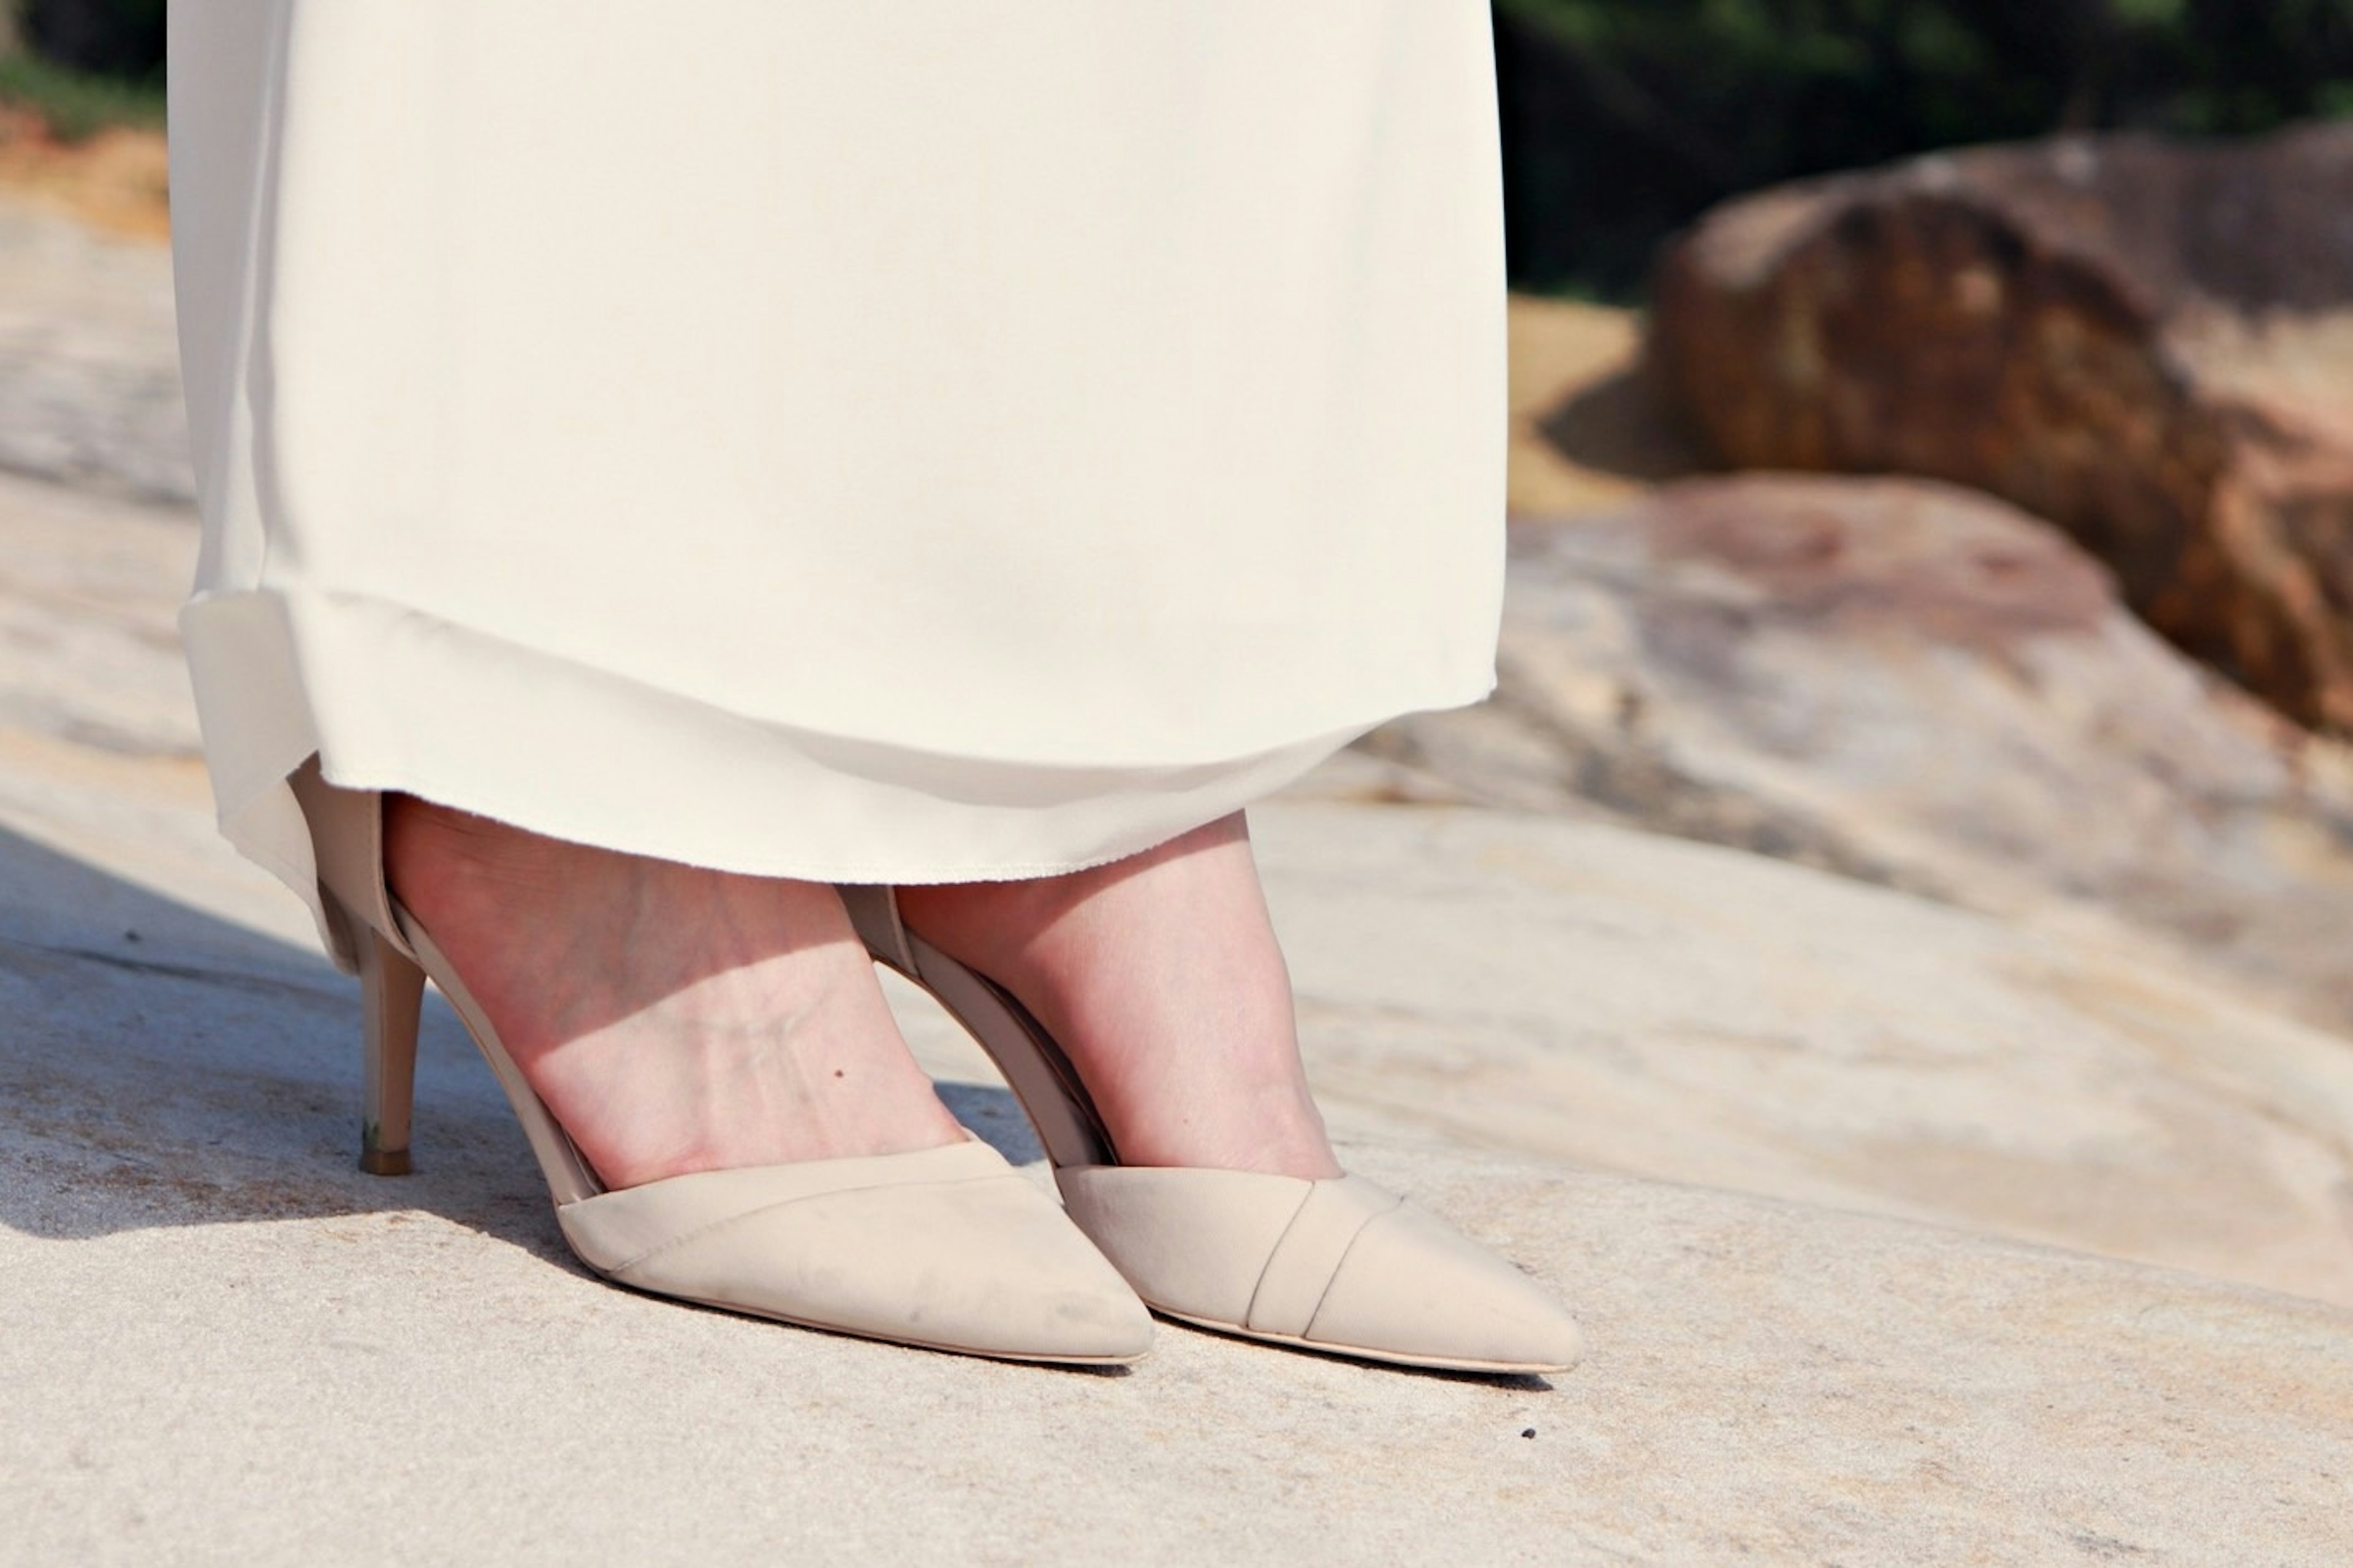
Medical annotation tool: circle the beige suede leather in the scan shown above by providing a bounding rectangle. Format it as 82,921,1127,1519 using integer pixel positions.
559,1143,1153,1362
852,885,1585,1376
1058,1168,1584,1374
296,765,1154,1365
288,755,404,975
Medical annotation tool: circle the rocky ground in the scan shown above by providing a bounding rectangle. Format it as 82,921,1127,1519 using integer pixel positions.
0,167,184,503
1367,476,2353,1038
0,105,167,243
2,178,2350,1564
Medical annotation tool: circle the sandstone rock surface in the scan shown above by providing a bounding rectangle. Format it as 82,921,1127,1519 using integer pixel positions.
1650,121,2353,734
0,109,171,241
4,459,2353,1562
1507,294,1705,515
8,678,2353,1566
1365,474,2353,1035
0,189,186,501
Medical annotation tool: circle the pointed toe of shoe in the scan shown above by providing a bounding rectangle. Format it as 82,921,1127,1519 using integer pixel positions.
1059,1167,1581,1374
1301,1199,1585,1374
556,1142,1154,1364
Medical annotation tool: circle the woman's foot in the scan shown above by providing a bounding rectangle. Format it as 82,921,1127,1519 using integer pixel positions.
383,795,964,1190
893,812,1342,1180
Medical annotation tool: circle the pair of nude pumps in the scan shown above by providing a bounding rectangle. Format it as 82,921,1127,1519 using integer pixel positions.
292,760,1583,1374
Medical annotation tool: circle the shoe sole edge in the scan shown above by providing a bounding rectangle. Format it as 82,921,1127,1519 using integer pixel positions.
1151,1306,1579,1376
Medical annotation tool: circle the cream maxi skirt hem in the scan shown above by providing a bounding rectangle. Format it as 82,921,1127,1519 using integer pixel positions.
183,583,1482,960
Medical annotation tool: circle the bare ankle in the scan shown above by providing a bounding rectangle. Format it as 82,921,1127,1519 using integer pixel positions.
893,812,1341,1180
383,792,588,912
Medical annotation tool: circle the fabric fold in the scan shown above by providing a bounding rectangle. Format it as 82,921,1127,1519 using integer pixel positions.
183,585,1398,956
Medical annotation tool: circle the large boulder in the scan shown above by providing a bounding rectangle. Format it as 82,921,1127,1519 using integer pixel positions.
1648,122,2353,733
1355,474,2353,1031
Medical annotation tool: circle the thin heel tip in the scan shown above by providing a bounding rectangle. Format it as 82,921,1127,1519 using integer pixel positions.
358,1148,412,1176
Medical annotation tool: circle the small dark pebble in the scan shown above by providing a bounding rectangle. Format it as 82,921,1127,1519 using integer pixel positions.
1520,1428,1536,1440
123,930,140,942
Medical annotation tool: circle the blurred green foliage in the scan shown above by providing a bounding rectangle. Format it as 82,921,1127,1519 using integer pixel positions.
0,47,161,142
11,0,2353,298
1495,0,2353,295
16,0,162,79
0,0,163,141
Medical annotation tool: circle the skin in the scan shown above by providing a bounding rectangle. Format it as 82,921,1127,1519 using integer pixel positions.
384,796,1343,1190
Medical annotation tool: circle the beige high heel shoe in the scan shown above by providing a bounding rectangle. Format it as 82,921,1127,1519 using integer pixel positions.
838,884,1584,1376
289,759,1154,1365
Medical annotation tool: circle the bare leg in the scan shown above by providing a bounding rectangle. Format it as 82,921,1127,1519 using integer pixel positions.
384,795,964,1191
895,812,1342,1180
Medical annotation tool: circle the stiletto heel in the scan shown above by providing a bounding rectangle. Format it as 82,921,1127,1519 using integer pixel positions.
290,757,1153,1365
841,882,1584,1375
355,925,425,1176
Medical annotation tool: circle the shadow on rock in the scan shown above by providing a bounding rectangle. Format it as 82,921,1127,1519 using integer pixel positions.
0,824,1030,1249
1532,361,1712,487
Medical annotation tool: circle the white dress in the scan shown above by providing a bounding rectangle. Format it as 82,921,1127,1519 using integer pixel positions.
165,0,1506,945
